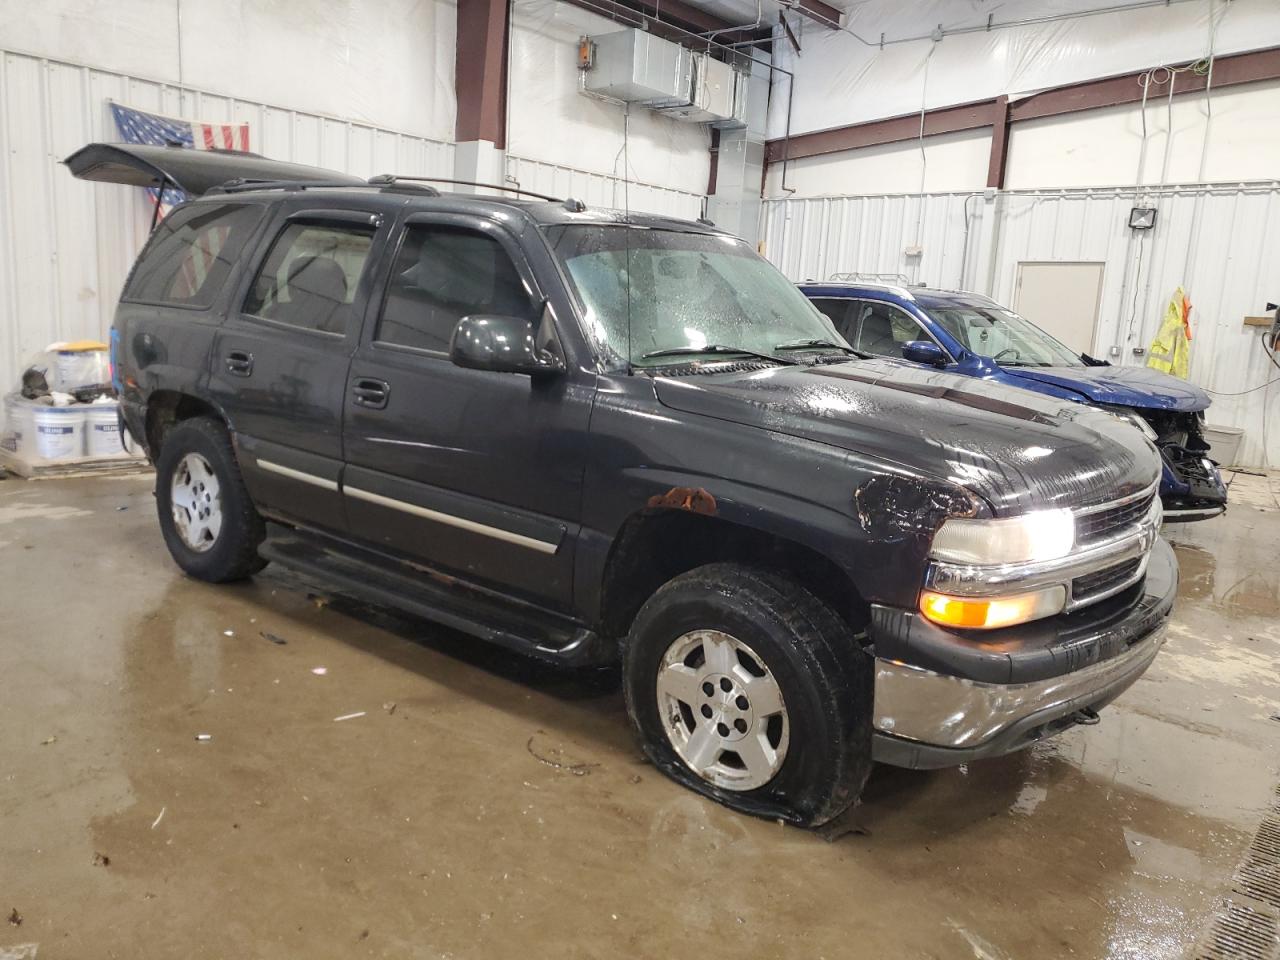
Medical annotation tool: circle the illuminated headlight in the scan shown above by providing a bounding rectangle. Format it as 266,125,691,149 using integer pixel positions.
920,586,1066,630
929,509,1075,565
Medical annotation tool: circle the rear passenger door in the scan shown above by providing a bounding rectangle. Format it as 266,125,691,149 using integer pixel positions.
341,214,593,612
208,205,388,532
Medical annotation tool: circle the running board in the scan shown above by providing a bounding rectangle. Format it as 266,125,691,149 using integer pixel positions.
258,523,613,667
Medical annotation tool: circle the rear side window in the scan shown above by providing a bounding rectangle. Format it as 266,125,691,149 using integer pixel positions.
242,221,376,335
123,203,262,308
375,224,537,353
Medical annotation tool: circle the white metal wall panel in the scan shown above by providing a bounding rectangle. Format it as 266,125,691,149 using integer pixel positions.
762,182,1280,467
761,192,978,288
0,49,453,385
505,155,704,220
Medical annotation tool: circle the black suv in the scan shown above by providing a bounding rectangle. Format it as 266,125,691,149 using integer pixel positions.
69,143,1177,826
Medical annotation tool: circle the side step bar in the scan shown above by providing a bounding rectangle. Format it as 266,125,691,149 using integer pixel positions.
258,523,614,668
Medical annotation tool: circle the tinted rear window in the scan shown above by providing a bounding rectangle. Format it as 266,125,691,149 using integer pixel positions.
123,202,262,308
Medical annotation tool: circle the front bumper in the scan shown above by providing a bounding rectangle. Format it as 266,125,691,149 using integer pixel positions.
869,536,1177,769
1159,451,1227,522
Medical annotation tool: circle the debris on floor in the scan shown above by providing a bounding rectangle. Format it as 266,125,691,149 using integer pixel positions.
7,907,21,926
194,734,212,742
526,731,599,777
382,701,396,715
333,712,365,722
91,852,110,868
39,736,56,746
311,667,327,676
151,807,166,830
261,631,287,645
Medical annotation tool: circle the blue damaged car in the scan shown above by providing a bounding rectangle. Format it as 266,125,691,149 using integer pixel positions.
801,280,1227,521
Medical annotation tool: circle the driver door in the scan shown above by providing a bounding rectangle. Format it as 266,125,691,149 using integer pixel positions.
341,213,593,612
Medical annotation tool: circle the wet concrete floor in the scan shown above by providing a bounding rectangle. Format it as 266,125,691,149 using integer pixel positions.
1,471,1278,959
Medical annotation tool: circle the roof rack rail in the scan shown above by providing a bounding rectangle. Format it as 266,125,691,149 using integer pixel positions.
368,174,562,202
828,272,913,283
210,178,363,195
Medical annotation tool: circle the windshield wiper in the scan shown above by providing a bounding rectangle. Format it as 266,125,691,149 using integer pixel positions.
773,338,864,357
640,345,798,365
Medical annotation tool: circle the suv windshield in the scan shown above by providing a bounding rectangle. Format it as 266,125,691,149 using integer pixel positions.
546,224,848,367
923,302,1082,367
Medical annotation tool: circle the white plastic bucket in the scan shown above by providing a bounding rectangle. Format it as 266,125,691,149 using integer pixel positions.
1203,424,1244,467
86,403,122,457
33,406,85,460
2,394,25,454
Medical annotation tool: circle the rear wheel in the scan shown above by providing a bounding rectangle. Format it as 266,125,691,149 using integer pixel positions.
154,417,267,582
624,563,873,827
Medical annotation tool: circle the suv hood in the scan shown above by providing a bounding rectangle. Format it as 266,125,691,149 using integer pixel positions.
1003,364,1209,412
653,359,1160,516
63,142,362,196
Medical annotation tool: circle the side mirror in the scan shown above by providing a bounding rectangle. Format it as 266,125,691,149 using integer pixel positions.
450,315,565,377
901,340,946,367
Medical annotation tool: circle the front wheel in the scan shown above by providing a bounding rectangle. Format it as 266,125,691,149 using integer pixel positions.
154,417,267,582
623,563,873,827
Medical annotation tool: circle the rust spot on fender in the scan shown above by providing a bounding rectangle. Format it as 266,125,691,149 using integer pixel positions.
647,487,718,516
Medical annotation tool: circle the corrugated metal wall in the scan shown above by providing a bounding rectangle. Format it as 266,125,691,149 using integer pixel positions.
762,183,1280,467
505,154,704,220
0,48,454,384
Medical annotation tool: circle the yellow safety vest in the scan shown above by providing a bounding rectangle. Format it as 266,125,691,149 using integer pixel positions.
1147,287,1192,379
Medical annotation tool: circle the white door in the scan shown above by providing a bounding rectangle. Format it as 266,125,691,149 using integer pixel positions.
1013,261,1105,356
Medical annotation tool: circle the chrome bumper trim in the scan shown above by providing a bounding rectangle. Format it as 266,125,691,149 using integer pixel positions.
872,624,1166,749
1163,505,1225,521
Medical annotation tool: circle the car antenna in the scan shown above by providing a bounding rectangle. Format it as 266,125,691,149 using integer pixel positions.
623,104,633,373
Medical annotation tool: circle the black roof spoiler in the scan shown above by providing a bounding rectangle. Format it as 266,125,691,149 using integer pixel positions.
62,142,363,197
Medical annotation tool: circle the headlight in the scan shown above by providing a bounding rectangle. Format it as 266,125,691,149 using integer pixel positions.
1105,407,1159,442
929,509,1075,565
920,585,1066,630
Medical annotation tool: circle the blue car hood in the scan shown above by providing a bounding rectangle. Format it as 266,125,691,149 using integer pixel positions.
1004,365,1209,412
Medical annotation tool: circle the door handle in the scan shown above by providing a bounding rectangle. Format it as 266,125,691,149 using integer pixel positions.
352,377,390,409
225,350,254,376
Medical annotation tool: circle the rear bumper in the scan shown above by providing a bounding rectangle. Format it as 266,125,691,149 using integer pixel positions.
869,537,1177,769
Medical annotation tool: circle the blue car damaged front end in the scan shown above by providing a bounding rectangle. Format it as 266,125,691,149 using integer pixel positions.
800,282,1228,522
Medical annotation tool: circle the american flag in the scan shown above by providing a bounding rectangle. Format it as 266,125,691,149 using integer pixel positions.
109,102,251,208
110,102,250,296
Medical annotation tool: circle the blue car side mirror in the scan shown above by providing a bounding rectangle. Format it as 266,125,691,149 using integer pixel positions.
901,340,946,367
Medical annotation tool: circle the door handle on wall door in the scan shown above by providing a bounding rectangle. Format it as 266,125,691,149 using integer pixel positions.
352,378,390,409
225,351,254,376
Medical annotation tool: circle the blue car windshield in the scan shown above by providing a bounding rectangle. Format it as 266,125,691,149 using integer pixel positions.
924,304,1082,367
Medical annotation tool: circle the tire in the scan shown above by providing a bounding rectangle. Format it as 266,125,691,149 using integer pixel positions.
624,563,873,827
154,416,268,583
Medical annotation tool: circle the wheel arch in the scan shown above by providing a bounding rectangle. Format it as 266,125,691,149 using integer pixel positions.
144,390,232,456
597,504,871,644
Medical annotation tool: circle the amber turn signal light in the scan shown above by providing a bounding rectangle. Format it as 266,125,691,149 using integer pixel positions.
919,586,1066,630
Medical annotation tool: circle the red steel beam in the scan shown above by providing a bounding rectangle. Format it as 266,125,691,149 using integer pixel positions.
456,0,510,146
765,46,1280,166
765,98,998,164
986,94,1010,189
792,0,842,29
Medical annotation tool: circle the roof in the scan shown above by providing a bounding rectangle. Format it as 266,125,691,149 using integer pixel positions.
62,142,729,236
799,280,998,308
196,184,731,234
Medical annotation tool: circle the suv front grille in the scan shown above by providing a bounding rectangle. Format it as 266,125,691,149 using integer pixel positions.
1076,492,1156,546
1072,557,1143,603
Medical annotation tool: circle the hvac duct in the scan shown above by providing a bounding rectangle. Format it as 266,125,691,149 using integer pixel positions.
579,30,692,109
580,29,747,126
